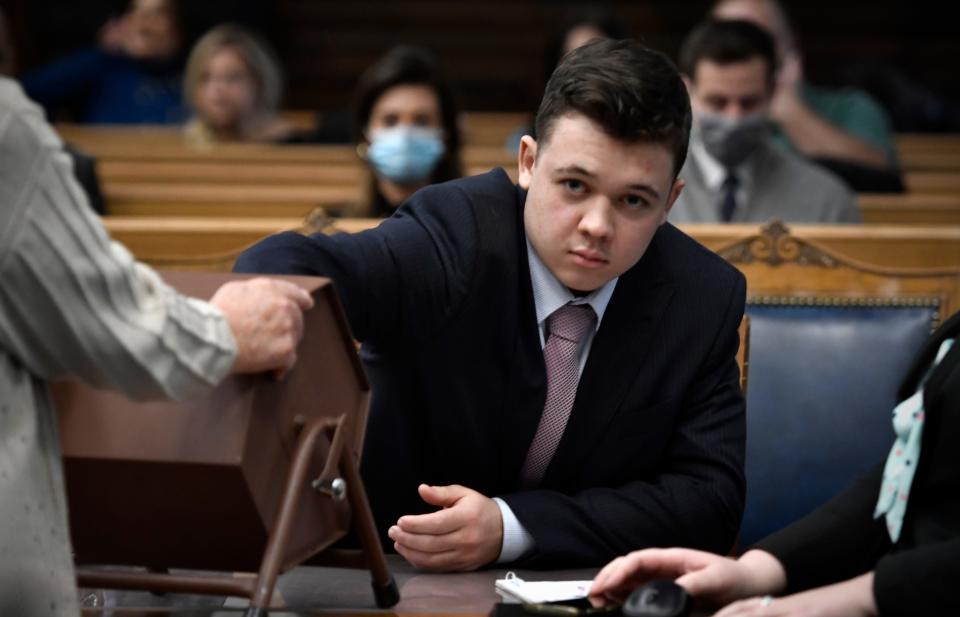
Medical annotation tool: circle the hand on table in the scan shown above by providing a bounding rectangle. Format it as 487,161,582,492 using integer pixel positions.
388,484,503,572
590,548,785,608
712,572,877,617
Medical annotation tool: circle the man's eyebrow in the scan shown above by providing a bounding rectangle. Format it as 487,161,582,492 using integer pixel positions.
627,184,661,200
553,165,596,178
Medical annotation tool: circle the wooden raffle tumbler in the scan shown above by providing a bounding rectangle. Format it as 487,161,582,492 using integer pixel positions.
52,272,399,616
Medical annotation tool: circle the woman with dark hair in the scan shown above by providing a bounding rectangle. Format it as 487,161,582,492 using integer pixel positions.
352,45,462,217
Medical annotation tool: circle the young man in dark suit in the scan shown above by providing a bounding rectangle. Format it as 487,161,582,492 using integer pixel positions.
589,310,960,616
235,39,747,571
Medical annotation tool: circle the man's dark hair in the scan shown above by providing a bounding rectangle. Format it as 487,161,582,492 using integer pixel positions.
679,19,778,89
534,38,692,179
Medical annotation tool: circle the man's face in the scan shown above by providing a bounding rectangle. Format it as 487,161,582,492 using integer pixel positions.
687,57,771,120
519,113,683,294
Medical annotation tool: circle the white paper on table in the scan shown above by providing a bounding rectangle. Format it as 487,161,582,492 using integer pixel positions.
495,571,593,604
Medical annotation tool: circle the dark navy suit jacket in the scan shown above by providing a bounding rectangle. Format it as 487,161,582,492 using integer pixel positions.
756,309,960,615
235,168,747,567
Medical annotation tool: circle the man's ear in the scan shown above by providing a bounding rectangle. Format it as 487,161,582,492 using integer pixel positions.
517,135,538,190
661,178,685,224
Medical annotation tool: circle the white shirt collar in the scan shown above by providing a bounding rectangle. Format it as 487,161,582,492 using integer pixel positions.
690,136,755,191
526,239,617,331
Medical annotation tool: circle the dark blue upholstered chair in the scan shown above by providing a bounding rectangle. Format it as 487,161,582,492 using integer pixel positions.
741,302,935,546
717,221,960,547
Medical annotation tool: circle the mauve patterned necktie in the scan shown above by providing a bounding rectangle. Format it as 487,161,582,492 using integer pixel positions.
521,303,597,487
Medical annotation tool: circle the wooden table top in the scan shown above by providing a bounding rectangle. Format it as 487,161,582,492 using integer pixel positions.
78,555,596,616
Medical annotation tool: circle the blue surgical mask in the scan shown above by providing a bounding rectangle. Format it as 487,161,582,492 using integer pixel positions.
366,126,445,184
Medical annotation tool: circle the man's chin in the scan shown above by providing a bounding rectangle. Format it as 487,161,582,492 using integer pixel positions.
557,272,609,296
567,287,595,297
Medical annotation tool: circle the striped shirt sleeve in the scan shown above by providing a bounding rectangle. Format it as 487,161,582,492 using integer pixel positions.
0,79,236,401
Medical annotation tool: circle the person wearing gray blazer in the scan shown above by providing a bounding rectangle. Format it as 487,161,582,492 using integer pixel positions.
670,137,860,224
670,19,860,225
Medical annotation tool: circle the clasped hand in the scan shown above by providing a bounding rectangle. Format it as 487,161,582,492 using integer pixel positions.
388,484,503,572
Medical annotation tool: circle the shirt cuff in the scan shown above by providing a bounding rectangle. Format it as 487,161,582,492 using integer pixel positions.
493,497,536,563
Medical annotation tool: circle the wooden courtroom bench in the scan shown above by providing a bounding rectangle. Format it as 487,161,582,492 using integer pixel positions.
100,187,960,223
55,124,517,216
60,110,528,145
104,184,362,218
103,218,960,272
98,159,365,185
57,124,960,225
97,156,514,188
896,133,960,172
59,111,530,149
56,123,516,170
858,193,960,225
717,221,960,314
278,109,318,132
84,140,513,172
461,111,531,147
693,223,960,268
905,170,960,193
104,215,381,270
59,125,960,173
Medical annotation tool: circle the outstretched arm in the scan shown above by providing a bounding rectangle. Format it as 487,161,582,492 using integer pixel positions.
0,85,309,399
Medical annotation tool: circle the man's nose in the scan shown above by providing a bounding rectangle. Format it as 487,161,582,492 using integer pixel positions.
724,104,748,120
578,197,614,240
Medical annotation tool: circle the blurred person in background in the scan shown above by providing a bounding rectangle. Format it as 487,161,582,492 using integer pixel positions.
712,0,902,192
182,23,292,146
506,7,630,150
0,7,105,213
543,8,631,86
671,19,858,224
352,45,462,217
21,0,186,124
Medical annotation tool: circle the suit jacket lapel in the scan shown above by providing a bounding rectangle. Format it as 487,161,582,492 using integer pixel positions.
542,239,676,484
918,313,960,416
500,186,549,488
